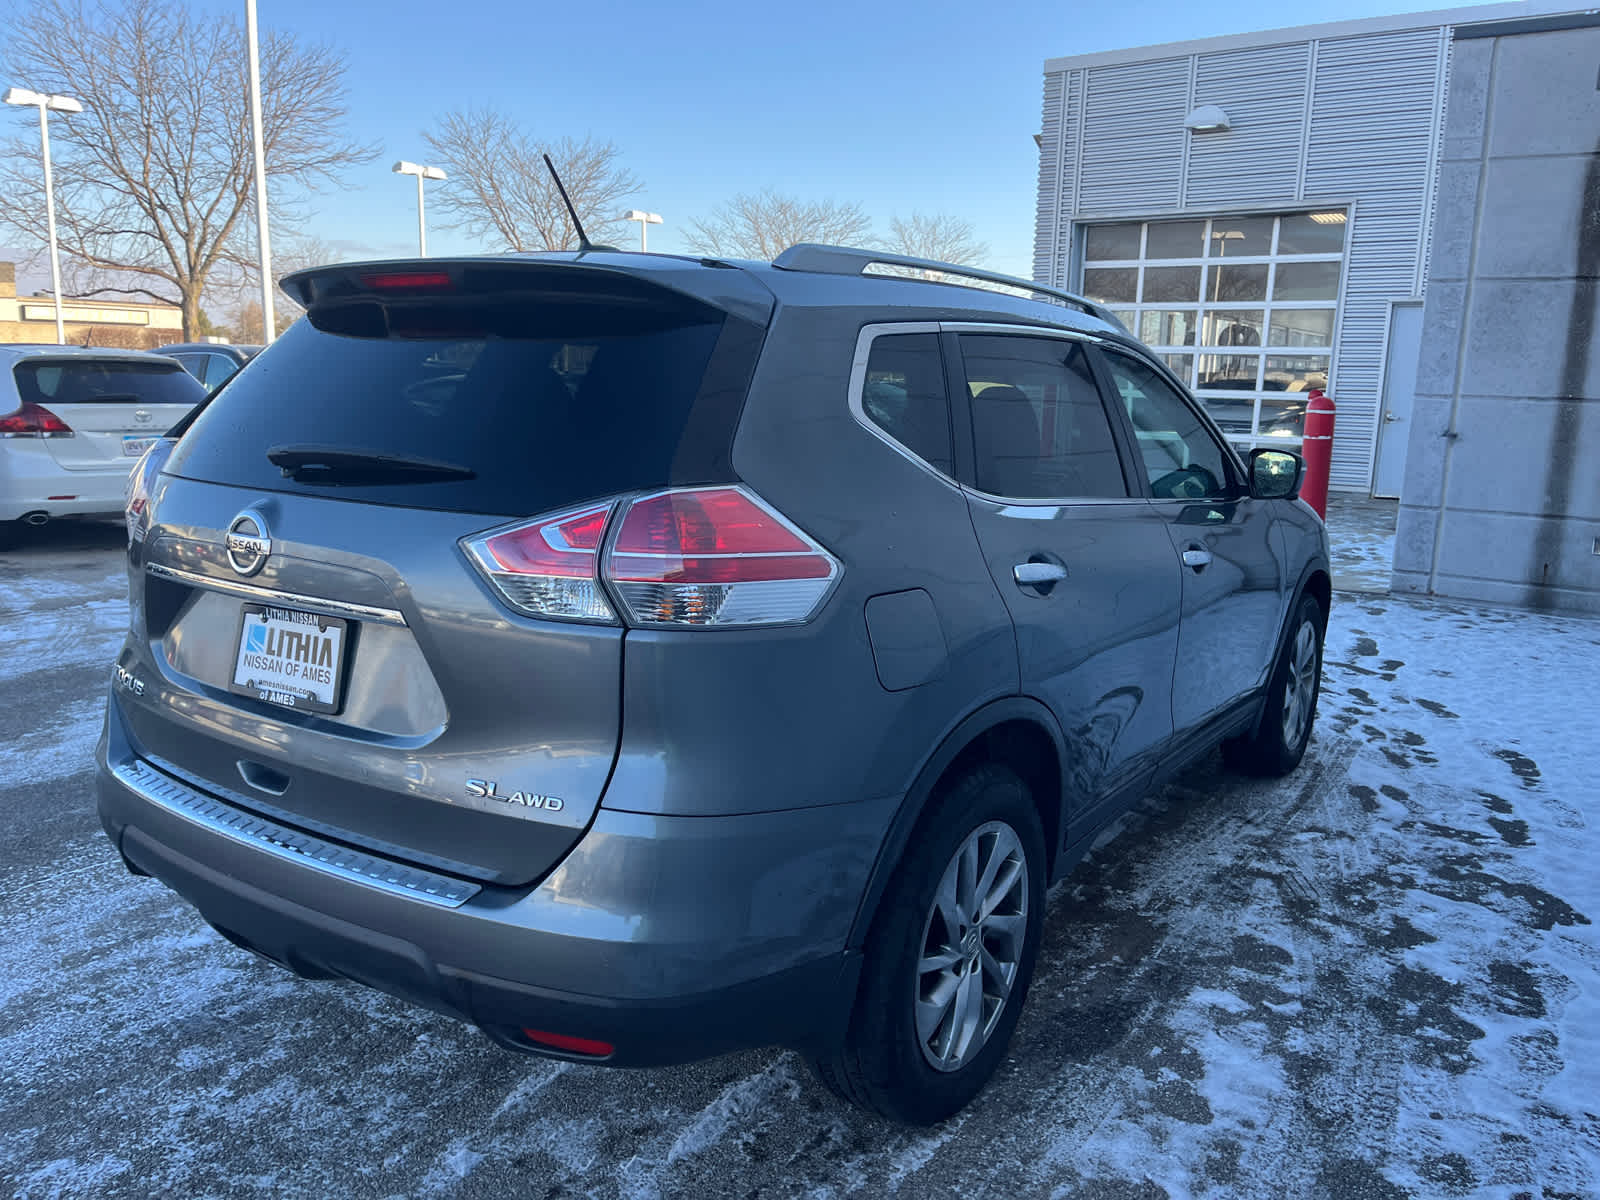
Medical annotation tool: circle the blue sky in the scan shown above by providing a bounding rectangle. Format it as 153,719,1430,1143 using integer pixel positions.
12,0,1506,287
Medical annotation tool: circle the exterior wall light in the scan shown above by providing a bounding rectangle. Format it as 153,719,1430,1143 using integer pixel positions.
1185,104,1231,133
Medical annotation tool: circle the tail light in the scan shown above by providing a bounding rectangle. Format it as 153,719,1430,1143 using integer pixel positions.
463,501,619,624
0,401,72,437
605,487,838,627
463,487,839,629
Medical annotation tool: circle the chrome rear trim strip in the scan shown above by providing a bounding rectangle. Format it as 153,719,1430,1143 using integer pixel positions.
146,562,407,626
112,757,481,908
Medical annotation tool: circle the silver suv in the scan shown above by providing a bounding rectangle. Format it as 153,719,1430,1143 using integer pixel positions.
97,245,1329,1124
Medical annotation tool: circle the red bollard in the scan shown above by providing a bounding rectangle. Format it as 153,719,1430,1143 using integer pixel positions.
1299,387,1336,519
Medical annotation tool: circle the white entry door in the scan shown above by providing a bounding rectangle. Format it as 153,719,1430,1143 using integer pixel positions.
1373,301,1423,498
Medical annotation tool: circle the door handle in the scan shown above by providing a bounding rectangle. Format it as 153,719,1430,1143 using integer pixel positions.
1181,547,1212,571
1384,411,1399,422
1013,561,1068,587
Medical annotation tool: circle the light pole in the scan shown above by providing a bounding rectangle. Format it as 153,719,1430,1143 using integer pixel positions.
245,0,275,343
393,161,447,256
623,209,662,251
3,87,84,345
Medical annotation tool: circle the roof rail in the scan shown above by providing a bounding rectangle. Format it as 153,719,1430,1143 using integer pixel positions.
771,243,1124,329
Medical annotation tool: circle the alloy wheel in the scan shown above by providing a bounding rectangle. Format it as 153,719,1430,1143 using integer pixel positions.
914,820,1029,1072
1280,619,1319,748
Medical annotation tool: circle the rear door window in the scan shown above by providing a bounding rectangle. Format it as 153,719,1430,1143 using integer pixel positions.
958,334,1128,499
165,292,756,517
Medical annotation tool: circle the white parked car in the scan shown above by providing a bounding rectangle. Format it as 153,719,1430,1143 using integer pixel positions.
0,346,205,545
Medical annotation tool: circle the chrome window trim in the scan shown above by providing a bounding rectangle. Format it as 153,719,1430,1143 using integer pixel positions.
145,562,408,627
964,490,1152,509
937,321,1102,342
847,320,1109,494
111,757,480,908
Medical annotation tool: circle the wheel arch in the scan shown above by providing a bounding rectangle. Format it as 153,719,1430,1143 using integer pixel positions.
845,696,1067,952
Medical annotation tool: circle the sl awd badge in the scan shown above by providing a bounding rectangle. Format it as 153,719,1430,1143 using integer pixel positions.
466,779,564,811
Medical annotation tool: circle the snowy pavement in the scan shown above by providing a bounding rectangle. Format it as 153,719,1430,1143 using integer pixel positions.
2,524,1597,1199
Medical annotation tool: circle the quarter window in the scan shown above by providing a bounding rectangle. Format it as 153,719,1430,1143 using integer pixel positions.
860,333,953,475
1101,349,1234,501
960,335,1127,500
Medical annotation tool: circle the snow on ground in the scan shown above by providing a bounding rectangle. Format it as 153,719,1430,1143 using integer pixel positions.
0,532,1596,1199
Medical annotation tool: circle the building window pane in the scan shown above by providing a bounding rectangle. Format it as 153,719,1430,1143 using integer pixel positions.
1107,307,1136,330
1197,353,1260,390
1200,309,1265,346
1208,216,1273,256
1259,396,1308,439
1273,260,1341,301
1263,354,1329,393
1201,397,1256,436
1085,223,1141,260
1279,212,1347,254
1206,263,1268,303
1268,309,1335,346
1160,353,1194,381
1145,220,1206,258
1082,267,1137,303
1142,265,1202,303
1140,310,1199,346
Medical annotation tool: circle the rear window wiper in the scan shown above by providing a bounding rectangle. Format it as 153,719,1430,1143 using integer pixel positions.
267,444,477,483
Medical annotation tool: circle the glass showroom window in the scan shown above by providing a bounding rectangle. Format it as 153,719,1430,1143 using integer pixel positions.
1078,211,1345,448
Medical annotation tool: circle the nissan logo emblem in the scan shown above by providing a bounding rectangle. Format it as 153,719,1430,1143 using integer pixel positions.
225,512,271,577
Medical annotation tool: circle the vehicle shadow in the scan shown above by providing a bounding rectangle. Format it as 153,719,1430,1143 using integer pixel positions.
1,517,127,557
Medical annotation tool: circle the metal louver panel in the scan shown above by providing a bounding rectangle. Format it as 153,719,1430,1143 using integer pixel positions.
1034,72,1066,284
1078,58,1188,214
1037,19,1452,492
1309,28,1445,491
1186,44,1310,206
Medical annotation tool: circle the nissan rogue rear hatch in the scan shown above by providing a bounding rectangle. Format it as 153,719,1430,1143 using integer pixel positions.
133,259,770,886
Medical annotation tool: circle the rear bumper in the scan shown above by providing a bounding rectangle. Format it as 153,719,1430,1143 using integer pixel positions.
95,697,891,1066
0,443,133,521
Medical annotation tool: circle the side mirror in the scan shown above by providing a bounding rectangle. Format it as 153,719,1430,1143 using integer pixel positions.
1248,448,1303,500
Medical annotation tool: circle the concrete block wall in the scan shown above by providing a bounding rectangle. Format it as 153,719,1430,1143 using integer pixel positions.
1392,22,1600,613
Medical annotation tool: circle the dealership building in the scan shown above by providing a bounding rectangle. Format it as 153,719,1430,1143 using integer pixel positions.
1034,2,1600,612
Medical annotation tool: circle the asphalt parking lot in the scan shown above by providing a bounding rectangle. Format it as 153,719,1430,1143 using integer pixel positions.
2,520,1597,1199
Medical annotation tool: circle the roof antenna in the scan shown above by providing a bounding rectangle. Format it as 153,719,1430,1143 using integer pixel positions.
543,153,617,253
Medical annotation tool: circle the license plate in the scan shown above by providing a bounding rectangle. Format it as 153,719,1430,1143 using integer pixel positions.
122,435,159,457
229,604,348,714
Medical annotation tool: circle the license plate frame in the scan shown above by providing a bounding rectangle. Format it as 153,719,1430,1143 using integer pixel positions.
228,602,350,715
122,434,159,457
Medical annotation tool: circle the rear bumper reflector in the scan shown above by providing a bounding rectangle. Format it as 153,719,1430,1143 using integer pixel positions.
520,1028,615,1057
110,757,480,908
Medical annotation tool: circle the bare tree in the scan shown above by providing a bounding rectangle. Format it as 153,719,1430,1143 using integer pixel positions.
887,213,990,267
683,191,874,261
220,234,338,341
422,110,640,251
0,0,376,340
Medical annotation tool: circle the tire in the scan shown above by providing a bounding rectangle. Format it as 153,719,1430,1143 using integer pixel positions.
811,762,1046,1125
1224,593,1324,777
